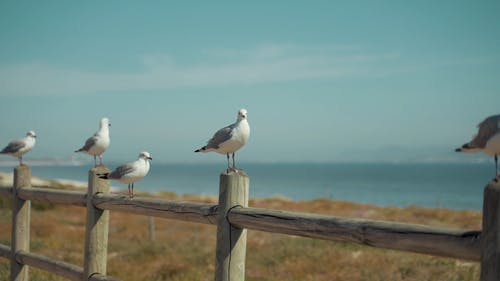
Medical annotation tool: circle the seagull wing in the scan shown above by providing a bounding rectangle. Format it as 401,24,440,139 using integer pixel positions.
471,114,500,148
108,163,136,180
205,125,234,149
77,136,98,152
1,139,25,154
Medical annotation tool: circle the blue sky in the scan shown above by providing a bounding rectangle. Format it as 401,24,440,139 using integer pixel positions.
0,1,499,163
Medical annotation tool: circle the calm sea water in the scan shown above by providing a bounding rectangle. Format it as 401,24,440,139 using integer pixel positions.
0,162,494,210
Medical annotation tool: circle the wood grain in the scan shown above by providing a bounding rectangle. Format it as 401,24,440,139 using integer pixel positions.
15,250,83,281
215,171,249,281
11,165,31,281
18,188,86,206
228,206,481,261
93,194,218,225
84,166,111,280
481,182,500,281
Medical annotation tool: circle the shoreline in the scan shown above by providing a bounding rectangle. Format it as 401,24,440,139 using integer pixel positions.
0,162,489,210
0,172,483,213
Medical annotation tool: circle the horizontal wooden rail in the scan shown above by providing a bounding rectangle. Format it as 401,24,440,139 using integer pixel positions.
18,187,87,206
228,207,481,261
89,273,123,281
15,250,84,281
0,243,10,259
0,186,12,197
0,248,123,281
93,194,218,225
0,185,483,261
1,175,490,281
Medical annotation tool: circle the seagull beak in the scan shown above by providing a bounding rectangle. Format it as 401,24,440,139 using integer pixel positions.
148,156,153,160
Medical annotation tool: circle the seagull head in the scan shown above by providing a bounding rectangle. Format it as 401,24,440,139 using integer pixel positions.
26,131,37,138
139,151,153,161
100,118,111,128
237,109,248,121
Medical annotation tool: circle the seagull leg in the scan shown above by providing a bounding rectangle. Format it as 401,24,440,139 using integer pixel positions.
226,154,231,172
232,152,237,171
94,156,97,167
128,184,131,197
495,155,499,183
131,183,134,198
496,155,498,177
19,156,23,166
99,155,103,166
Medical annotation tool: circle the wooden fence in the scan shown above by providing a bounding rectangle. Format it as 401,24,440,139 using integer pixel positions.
0,164,498,281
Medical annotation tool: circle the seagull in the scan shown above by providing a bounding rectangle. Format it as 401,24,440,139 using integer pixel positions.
456,114,500,181
98,151,152,197
0,131,37,166
195,109,250,171
75,118,110,166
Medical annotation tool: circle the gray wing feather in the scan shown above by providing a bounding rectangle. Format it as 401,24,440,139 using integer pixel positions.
1,140,25,154
78,136,98,152
471,114,500,148
206,125,234,149
108,163,135,179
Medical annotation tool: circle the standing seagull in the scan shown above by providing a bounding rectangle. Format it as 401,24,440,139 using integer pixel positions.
456,114,500,180
98,151,152,197
75,118,110,166
195,109,250,171
0,131,37,165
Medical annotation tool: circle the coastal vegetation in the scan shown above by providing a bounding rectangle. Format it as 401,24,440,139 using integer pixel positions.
0,184,481,281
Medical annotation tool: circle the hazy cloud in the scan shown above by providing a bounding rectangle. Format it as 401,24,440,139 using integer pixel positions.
0,44,404,96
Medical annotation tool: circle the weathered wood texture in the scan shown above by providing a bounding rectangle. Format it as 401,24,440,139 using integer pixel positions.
15,250,83,281
89,273,123,281
148,217,155,242
93,194,218,224
18,188,86,206
0,243,11,259
0,245,123,281
228,207,481,261
84,166,111,280
11,165,31,281
215,171,249,281
0,186,12,197
1,166,493,281
481,182,500,281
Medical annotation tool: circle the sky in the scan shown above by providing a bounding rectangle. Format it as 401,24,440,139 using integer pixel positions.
0,1,499,164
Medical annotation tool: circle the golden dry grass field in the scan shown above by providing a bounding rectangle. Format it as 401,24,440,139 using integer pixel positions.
0,190,481,281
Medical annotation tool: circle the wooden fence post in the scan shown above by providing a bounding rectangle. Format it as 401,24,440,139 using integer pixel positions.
481,181,500,281
84,166,111,280
148,217,155,242
11,165,31,281
214,170,249,281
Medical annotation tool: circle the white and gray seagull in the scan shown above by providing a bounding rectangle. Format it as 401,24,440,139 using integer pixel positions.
195,109,250,171
0,131,37,165
98,151,152,197
456,114,500,181
75,118,110,166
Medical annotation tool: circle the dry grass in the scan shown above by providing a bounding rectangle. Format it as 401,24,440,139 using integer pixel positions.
0,191,481,281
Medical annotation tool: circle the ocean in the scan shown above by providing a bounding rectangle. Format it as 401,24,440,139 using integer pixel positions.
0,162,494,210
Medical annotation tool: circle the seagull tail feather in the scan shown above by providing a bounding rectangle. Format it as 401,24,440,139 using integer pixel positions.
455,143,480,153
194,146,207,153
97,173,110,179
